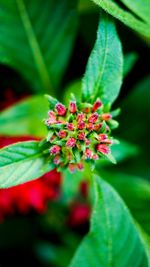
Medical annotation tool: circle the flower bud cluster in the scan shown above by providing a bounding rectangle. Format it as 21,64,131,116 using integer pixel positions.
45,97,117,172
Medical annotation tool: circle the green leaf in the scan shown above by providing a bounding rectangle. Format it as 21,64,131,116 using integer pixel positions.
99,171,150,235
123,52,138,78
0,141,53,188
70,176,149,267
119,0,150,25
0,95,48,137
0,0,78,93
91,0,150,39
82,12,123,104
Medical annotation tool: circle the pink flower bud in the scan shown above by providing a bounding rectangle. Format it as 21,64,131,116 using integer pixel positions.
77,113,85,121
77,121,86,130
69,163,76,173
46,111,57,125
77,162,84,170
103,139,112,144
96,144,110,155
84,148,93,159
85,139,90,145
50,145,61,155
88,113,99,123
66,137,76,148
93,154,99,160
53,155,60,165
98,134,108,141
92,99,102,112
69,101,77,113
78,132,85,140
94,123,102,132
67,123,74,131
58,130,67,139
55,103,66,116
86,123,94,131
101,113,112,121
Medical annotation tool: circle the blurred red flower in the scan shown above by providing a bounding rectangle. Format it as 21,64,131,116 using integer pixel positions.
0,135,61,221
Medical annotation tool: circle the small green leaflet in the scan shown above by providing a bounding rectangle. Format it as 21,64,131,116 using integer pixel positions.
70,176,149,267
91,0,150,39
0,0,78,93
82,12,123,104
0,141,53,188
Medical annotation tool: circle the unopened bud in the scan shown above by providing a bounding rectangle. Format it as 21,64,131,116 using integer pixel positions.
101,113,112,121
77,121,86,130
55,103,66,116
88,113,99,123
66,137,76,148
96,144,110,155
69,101,77,113
84,148,93,159
78,132,85,140
67,123,74,131
50,145,61,155
98,134,108,141
92,99,102,112
58,130,67,139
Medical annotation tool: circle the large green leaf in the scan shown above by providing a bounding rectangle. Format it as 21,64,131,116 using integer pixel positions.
0,95,48,137
91,0,150,39
0,141,53,188
100,171,150,235
119,0,150,25
82,12,123,104
0,0,78,93
70,177,149,267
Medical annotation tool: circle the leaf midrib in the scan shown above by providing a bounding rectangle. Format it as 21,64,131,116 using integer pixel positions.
15,0,53,93
94,19,109,99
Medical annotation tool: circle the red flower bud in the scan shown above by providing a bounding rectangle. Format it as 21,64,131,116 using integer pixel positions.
69,101,77,113
85,139,90,145
93,154,99,160
77,113,85,121
53,155,60,165
58,130,67,139
86,123,94,131
68,163,76,173
50,145,61,155
55,103,66,116
78,132,85,140
77,162,84,170
77,121,86,130
94,123,102,132
98,134,108,141
96,144,110,155
92,99,102,112
84,148,93,159
101,113,112,121
88,113,99,123
66,137,76,148
67,123,74,131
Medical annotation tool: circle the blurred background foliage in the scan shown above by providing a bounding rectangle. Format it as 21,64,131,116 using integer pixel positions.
0,0,150,266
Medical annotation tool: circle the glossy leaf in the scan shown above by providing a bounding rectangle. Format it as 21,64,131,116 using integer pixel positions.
70,176,149,267
0,0,78,93
82,12,123,104
119,0,150,25
91,0,150,39
0,141,53,188
100,171,150,235
0,95,48,137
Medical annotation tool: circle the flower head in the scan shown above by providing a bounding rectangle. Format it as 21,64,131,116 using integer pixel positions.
44,96,118,171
